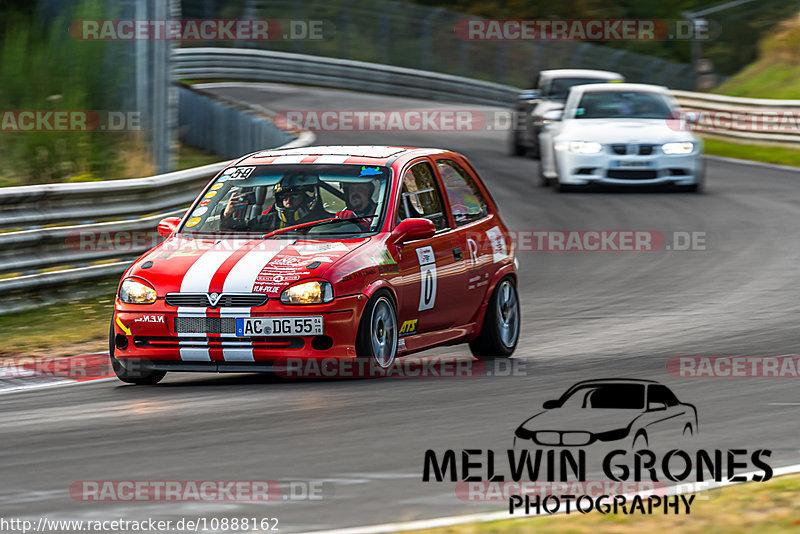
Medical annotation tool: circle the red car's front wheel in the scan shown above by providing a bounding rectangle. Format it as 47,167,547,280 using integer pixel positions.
109,319,166,385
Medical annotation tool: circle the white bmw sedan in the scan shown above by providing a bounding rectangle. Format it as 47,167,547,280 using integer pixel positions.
539,83,704,192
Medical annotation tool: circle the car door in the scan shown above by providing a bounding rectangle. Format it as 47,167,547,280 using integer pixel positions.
394,159,460,334
432,157,496,326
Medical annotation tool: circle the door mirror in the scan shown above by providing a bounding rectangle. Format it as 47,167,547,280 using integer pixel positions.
389,218,436,245
157,217,181,238
647,401,667,412
543,400,560,409
542,109,563,122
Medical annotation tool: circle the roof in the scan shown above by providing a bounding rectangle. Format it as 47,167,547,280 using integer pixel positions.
237,145,441,167
566,378,660,388
572,82,668,94
540,69,624,80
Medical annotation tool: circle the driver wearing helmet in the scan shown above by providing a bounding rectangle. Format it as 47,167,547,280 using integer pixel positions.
222,171,328,231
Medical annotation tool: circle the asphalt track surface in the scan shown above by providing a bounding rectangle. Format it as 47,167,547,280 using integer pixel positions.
3,84,800,532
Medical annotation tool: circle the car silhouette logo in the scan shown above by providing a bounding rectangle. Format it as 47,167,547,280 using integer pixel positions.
514,378,698,449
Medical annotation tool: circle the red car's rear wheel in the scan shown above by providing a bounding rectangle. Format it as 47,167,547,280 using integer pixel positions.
355,291,398,369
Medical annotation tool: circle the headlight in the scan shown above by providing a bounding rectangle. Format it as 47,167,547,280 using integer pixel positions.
567,141,602,154
119,278,157,304
280,281,334,305
662,142,694,155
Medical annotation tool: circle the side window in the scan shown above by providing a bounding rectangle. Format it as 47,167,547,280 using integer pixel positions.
436,159,488,226
397,162,448,231
648,385,679,407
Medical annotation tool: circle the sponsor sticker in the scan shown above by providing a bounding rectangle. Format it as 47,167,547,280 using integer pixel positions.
416,246,437,311
486,226,508,263
204,191,217,199
227,166,255,180
186,217,202,227
192,207,208,217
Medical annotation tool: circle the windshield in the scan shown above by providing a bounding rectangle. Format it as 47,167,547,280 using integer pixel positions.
559,384,645,409
575,91,674,119
181,164,390,236
545,77,619,100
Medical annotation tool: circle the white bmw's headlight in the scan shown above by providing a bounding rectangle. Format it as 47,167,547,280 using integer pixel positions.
119,278,157,304
280,281,334,305
662,142,694,155
567,141,603,154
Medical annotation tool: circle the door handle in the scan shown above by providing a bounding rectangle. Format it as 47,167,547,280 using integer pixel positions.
453,247,463,261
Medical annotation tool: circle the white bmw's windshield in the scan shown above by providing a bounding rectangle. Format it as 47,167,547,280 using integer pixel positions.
575,91,673,120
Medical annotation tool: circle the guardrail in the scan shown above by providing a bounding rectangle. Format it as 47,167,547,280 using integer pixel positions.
0,161,230,314
173,48,519,107
671,90,800,146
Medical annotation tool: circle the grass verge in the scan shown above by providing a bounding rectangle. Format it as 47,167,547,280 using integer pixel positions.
0,280,117,359
399,473,800,534
702,137,800,169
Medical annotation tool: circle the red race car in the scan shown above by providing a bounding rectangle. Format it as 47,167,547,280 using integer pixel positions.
111,146,519,384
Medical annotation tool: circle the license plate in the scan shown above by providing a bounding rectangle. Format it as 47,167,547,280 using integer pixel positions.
613,159,653,168
235,316,323,336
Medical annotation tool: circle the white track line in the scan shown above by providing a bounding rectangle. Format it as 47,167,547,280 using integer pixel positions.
300,464,800,534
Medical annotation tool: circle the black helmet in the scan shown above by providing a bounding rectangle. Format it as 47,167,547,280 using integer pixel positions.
274,172,320,223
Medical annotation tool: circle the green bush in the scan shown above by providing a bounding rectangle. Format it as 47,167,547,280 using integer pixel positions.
0,0,133,185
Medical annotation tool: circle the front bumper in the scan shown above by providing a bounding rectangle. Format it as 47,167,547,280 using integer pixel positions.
554,150,703,186
112,294,365,364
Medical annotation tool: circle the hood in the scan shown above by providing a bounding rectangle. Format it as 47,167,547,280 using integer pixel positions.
517,407,642,435
559,118,696,144
128,235,367,297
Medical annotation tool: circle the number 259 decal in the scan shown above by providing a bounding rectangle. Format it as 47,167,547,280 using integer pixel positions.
416,246,437,311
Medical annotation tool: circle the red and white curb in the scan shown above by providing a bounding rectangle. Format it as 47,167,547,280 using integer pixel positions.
0,352,115,394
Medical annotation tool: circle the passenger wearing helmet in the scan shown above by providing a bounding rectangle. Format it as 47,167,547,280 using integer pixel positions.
222,172,328,231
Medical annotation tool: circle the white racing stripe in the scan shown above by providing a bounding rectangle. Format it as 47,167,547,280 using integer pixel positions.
313,155,351,164
177,241,244,361
218,239,293,362
272,154,308,163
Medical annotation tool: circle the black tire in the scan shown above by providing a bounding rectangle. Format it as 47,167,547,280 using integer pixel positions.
355,291,398,370
469,276,520,359
537,162,550,187
529,133,541,160
676,183,702,193
109,320,166,385
509,129,526,157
